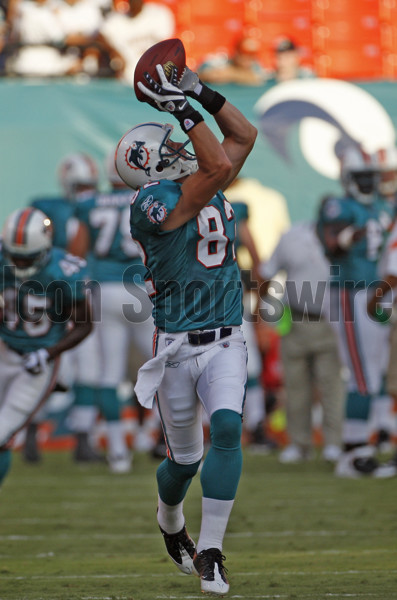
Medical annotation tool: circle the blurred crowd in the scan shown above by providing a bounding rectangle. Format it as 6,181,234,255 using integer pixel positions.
0,0,313,85
0,0,175,80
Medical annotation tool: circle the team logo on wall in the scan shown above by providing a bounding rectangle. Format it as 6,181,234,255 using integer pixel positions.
254,79,396,180
147,201,167,224
125,141,150,175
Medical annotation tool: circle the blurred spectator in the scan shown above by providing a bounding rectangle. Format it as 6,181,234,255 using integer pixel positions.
198,35,268,86
260,219,344,464
265,36,315,85
99,0,175,84
5,0,107,77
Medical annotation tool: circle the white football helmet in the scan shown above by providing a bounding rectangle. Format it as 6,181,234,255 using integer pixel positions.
372,146,397,197
115,122,198,189
2,208,53,278
340,145,379,204
58,153,99,199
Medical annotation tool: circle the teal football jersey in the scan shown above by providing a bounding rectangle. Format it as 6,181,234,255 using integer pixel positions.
230,201,249,253
0,247,88,353
31,197,75,249
75,190,144,283
317,195,394,287
130,180,243,332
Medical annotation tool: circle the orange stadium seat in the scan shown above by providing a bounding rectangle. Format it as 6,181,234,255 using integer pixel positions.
151,0,397,81
174,0,247,69
314,44,383,79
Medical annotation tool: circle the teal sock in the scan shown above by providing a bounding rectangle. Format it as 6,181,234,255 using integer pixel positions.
157,458,201,505
0,449,12,486
73,384,98,407
346,391,372,420
200,409,242,501
99,387,121,421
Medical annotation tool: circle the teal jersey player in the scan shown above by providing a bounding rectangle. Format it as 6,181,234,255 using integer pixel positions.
0,247,88,354
74,189,143,283
229,200,248,253
317,194,394,287
31,197,76,249
130,179,243,332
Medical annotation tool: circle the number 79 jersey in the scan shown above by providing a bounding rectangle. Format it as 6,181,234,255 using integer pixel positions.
130,180,243,332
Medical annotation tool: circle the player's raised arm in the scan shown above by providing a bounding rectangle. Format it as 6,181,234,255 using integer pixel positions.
135,62,256,230
179,65,257,189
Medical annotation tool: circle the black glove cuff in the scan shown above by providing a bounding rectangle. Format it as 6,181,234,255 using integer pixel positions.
198,85,226,115
174,107,204,133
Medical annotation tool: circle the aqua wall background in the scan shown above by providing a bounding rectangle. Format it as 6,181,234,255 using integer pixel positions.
1,79,397,227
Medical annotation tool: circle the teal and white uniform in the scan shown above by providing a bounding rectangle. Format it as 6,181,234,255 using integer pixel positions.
0,248,88,447
31,197,75,249
317,194,394,445
131,180,243,332
230,200,266,435
131,180,247,466
73,188,155,456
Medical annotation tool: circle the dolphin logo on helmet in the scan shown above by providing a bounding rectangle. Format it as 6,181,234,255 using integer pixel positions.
126,141,151,175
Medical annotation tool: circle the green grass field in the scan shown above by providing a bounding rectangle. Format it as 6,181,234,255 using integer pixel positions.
1,449,397,600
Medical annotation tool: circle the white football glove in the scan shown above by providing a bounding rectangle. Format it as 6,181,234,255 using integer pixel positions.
23,348,50,375
178,66,201,96
138,64,190,114
178,65,226,116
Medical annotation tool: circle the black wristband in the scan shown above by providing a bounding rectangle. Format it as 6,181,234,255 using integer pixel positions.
198,85,226,115
174,106,204,133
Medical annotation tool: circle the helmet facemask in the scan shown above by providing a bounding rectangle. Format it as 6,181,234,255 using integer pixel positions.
3,247,51,278
2,208,53,278
345,170,379,204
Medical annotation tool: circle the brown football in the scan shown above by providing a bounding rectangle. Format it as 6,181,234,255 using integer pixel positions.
134,38,186,103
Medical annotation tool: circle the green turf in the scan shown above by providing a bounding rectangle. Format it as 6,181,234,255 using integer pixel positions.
0,449,397,600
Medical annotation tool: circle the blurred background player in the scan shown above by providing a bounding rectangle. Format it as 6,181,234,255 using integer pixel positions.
0,207,92,487
230,198,275,451
68,149,156,473
367,145,397,460
260,212,344,464
317,145,396,478
26,152,102,464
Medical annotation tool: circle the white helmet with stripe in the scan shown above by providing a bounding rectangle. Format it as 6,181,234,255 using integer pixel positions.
1,208,53,277
372,146,397,197
115,122,198,189
340,145,379,204
58,153,99,199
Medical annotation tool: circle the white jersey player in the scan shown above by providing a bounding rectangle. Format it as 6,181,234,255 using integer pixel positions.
0,208,92,487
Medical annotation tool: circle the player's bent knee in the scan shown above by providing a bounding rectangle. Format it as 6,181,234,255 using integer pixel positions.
210,409,242,450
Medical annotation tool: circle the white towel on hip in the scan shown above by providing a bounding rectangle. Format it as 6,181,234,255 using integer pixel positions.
134,333,188,408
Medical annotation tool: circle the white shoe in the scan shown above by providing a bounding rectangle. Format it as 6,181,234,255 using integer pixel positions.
335,446,377,478
373,461,397,479
108,453,132,474
279,444,306,464
323,444,342,463
193,548,229,595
